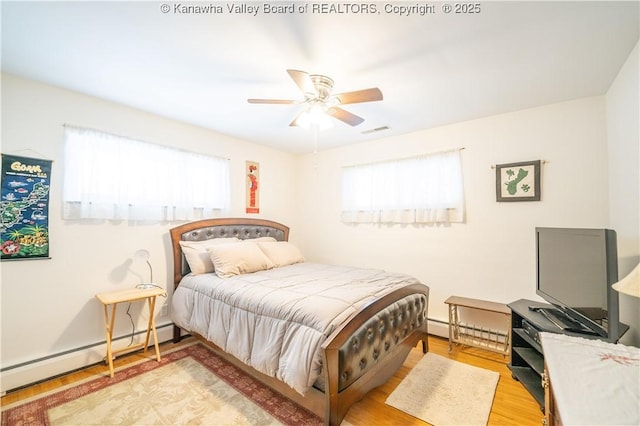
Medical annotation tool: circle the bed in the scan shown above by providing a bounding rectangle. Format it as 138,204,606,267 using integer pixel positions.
169,218,430,425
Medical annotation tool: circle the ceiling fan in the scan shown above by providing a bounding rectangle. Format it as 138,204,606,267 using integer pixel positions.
248,69,383,128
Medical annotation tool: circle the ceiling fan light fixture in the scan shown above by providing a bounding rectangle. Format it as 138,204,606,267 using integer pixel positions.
296,103,333,130
308,103,327,121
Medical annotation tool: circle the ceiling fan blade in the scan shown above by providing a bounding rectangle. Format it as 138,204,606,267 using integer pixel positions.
248,98,297,104
327,107,365,126
289,110,306,127
334,88,383,105
287,69,317,96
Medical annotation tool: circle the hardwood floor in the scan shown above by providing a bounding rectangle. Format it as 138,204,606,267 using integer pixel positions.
1,335,543,425
346,336,543,426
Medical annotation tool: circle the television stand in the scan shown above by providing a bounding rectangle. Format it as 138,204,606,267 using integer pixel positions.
508,299,628,411
528,307,599,335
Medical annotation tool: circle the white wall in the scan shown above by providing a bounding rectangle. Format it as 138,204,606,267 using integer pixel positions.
295,97,612,333
0,73,298,391
606,41,640,346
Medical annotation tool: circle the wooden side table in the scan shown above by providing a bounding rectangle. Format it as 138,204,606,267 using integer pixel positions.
95,286,166,377
445,295,511,356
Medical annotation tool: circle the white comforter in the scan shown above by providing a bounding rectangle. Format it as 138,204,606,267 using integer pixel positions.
170,262,424,394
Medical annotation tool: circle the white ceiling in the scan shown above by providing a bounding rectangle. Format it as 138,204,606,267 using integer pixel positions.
2,1,638,154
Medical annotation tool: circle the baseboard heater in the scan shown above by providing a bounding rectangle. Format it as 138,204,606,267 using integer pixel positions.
1,322,174,395
428,317,509,341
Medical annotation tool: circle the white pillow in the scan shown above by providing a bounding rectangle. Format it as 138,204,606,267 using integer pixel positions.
257,241,305,267
179,238,240,275
207,241,275,278
252,236,277,242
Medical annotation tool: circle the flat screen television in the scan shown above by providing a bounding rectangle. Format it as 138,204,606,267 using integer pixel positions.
535,227,627,342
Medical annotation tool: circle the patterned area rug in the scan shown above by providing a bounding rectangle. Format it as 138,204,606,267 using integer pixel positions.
385,353,499,426
2,343,322,425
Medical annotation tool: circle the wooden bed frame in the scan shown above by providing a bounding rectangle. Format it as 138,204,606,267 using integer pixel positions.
169,218,430,425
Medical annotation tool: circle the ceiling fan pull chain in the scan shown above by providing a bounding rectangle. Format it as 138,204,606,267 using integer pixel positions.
313,126,318,154
313,127,319,170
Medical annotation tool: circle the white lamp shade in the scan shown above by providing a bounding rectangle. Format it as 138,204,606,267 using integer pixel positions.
134,249,150,262
294,105,333,130
612,263,640,298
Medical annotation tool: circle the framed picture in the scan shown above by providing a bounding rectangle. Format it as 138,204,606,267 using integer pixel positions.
496,160,541,202
245,160,260,214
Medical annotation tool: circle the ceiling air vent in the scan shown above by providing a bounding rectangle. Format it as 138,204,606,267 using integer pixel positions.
361,126,390,135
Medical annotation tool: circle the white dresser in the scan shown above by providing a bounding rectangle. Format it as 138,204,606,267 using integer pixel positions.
540,332,640,425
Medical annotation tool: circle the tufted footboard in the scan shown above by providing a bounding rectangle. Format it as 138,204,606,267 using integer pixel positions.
321,284,429,425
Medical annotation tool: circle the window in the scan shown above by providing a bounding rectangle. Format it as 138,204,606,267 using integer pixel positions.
341,149,464,224
63,126,230,221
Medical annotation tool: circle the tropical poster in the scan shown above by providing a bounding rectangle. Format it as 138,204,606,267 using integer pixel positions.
0,154,52,260
246,160,260,214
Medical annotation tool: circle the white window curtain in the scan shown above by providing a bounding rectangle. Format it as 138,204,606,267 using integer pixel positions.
341,149,465,224
63,126,230,221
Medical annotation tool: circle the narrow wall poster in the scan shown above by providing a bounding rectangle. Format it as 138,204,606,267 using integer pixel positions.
0,154,52,260
246,161,260,214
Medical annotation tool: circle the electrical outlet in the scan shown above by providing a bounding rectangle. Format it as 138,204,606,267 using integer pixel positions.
159,304,169,317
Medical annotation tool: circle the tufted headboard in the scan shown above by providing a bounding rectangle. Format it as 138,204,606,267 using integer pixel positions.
169,218,290,290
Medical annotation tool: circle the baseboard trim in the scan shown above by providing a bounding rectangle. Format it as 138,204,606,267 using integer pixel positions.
428,318,449,339
1,323,174,395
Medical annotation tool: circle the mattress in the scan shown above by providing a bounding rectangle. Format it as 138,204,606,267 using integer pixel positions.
170,262,425,394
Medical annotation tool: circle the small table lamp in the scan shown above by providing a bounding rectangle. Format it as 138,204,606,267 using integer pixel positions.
612,263,640,298
134,249,156,289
